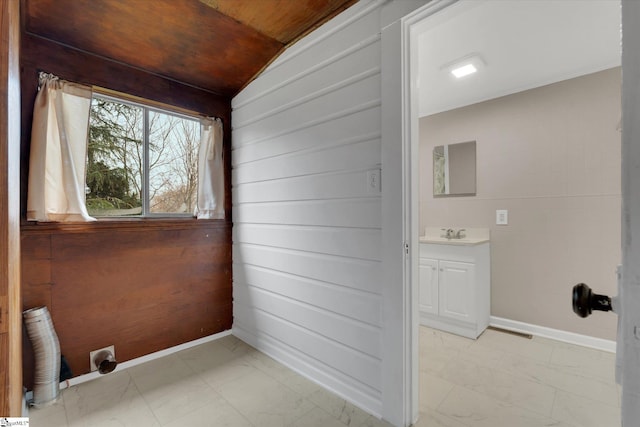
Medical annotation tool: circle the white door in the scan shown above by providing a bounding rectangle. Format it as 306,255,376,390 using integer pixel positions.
620,1,640,423
419,258,438,315
438,260,474,323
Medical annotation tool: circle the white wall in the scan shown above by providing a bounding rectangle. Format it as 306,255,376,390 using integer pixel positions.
231,1,424,421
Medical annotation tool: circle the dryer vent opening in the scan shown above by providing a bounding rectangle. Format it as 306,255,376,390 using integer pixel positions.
90,345,117,374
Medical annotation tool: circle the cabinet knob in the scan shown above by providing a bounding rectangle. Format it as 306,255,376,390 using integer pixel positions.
572,283,612,318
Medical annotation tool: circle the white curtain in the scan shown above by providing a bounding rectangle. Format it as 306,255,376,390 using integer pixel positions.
27,73,95,222
195,117,225,219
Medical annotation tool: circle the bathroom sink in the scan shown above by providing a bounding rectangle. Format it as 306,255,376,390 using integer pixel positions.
420,227,490,246
419,236,489,246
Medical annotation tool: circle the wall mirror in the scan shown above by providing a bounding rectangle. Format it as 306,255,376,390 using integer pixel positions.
433,140,476,196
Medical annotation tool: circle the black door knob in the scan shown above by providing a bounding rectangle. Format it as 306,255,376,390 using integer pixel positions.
572,283,613,318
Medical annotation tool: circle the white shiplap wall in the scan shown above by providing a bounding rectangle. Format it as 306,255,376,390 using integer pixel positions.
232,0,387,416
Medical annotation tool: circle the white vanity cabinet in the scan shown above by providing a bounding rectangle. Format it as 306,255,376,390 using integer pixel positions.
419,241,490,339
419,258,438,315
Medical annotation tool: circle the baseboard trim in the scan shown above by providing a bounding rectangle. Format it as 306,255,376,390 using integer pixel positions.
58,330,232,390
489,316,616,353
232,324,382,419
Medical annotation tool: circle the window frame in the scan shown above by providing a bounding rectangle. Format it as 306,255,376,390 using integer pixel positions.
88,92,203,219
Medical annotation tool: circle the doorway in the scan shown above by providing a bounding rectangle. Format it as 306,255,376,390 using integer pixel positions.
406,0,622,424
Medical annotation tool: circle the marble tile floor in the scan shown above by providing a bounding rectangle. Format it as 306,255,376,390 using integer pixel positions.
28,335,393,427
416,326,621,427
29,327,621,427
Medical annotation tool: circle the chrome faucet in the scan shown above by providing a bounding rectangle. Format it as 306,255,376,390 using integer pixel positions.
441,228,455,239
441,228,466,239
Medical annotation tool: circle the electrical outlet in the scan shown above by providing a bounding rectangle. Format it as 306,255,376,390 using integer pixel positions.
90,345,115,372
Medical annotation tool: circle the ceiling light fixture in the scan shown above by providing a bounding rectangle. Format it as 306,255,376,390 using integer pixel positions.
451,63,478,78
442,53,485,79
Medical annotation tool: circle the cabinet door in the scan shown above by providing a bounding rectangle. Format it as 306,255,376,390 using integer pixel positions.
438,260,475,323
419,258,439,315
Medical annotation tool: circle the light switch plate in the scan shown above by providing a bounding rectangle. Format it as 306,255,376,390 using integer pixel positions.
496,209,508,225
366,169,381,194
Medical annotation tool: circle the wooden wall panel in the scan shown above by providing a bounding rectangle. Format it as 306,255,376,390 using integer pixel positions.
22,222,232,386
20,23,233,389
20,234,51,389
20,234,52,385
1,0,22,416
49,223,232,377
21,234,51,309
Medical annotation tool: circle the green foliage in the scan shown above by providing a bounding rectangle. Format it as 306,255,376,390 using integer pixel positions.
85,95,201,215
86,99,142,211
86,161,139,209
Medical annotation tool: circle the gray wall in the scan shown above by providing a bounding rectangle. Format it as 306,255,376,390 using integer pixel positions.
420,67,621,340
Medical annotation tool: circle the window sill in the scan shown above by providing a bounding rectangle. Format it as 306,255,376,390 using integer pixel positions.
20,217,230,235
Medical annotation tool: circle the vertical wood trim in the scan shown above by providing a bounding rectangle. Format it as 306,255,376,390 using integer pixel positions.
0,0,22,416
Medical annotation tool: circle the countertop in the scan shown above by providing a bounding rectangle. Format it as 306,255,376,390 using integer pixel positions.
420,227,490,246
419,236,490,246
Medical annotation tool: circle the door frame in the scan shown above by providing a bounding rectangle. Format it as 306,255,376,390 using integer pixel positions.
380,1,456,425
395,0,639,425
620,1,640,424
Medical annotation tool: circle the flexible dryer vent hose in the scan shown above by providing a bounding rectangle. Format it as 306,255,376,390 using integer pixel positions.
23,306,61,407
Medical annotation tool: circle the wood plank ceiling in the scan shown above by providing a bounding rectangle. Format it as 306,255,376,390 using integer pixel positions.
22,0,357,97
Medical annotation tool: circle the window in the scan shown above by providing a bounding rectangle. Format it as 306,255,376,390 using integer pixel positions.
86,94,201,217
28,73,223,223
